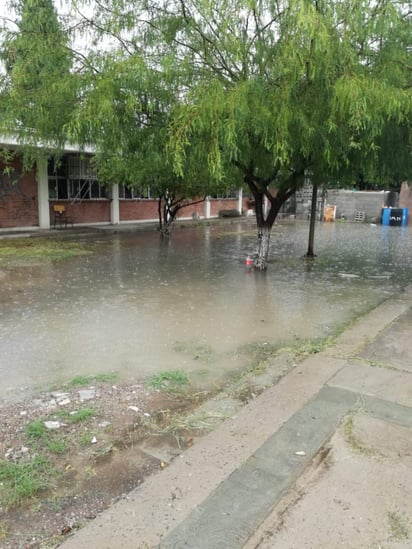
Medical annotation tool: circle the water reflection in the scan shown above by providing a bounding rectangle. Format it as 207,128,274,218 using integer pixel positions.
1,221,411,401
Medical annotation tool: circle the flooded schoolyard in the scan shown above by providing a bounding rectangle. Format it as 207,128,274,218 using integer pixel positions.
1,220,411,402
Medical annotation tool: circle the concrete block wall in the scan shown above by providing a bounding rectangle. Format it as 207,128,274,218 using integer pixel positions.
325,190,393,222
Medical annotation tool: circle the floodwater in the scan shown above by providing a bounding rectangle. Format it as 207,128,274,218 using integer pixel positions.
1,220,411,402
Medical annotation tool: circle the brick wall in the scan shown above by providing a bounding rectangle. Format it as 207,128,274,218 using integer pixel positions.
119,197,248,222
120,200,158,221
209,198,244,217
49,200,111,225
0,162,39,228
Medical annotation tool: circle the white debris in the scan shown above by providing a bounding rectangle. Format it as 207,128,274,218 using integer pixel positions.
44,421,63,430
91,437,97,444
338,273,360,279
78,388,96,402
295,451,306,456
128,406,139,413
51,391,70,400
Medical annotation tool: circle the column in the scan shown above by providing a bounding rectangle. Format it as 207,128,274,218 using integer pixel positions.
36,157,50,229
237,188,243,214
204,196,211,219
111,183,120,224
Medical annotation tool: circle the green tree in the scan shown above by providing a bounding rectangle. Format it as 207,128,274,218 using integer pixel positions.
0,0,77,164
67,53,235,233
71,0,411,268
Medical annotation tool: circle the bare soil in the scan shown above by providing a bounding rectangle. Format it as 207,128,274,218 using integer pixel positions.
0,381,209,548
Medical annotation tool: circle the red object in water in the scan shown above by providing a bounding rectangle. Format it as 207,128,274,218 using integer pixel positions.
245,256,253,266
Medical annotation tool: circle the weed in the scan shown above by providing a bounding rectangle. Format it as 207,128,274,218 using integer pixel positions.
148,370,189,390
387,511,410,541
0,520,9,540
0,456,55,509
83,466,97,478
93,372,118,383
231,383,261,403
80,432,93,446
54,407,95,423
24,420,47,439
343,416,382,458
294,336,335,356
90,444,114,462
46,438,68,455
66,372,118,387
66,375,93,387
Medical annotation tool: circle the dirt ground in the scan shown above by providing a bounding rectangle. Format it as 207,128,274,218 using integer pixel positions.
0,379,210,549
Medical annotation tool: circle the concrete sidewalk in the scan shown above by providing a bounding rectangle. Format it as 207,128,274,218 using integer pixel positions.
61,286,412,549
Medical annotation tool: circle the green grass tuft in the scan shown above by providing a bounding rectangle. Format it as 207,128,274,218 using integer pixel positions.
0,456,55,508
66,372,118,387
24,420,47,439
148,370,189,390
53,407,95,423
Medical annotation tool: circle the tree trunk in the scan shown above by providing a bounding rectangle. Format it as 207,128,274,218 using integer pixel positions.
305,183,318,259
250,185,290,271
241,161,305,270
255,225,271,270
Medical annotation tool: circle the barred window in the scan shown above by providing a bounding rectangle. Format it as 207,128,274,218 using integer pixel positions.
119,185,152,199
48,154,106,200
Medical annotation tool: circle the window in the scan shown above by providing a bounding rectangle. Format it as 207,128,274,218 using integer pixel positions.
68,156,97,181
119,185,152,199
48,154,107,200
211,189,237,199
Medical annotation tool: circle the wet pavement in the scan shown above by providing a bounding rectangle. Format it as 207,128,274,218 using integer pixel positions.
1,219,412,402
59,284,412,549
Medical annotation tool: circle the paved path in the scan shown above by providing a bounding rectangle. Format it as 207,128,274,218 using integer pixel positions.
61,286,412,549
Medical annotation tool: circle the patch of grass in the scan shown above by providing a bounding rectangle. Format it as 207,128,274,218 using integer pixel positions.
79,432,93,446
24,420,48,439
54,407,95,423
46,438,69,455
387,511,410,541
24,420,71,456
0,456,55,509
147,370,189,391
293,336,336,356
93,372,118,383
66,375,92,387
0,239,89,262
65,372,118,387
0,520,9,541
